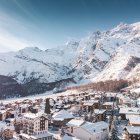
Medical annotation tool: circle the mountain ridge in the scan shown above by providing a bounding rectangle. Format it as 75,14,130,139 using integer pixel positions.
0,22,140,98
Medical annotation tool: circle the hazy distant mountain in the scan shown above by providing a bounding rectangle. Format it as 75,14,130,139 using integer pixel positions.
1,22,140,98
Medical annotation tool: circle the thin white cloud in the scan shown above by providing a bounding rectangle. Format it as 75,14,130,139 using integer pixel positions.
0,12,39,52
13,0,35,19
0,29,28,52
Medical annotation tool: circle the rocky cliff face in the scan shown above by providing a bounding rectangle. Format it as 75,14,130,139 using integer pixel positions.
0,22,140,98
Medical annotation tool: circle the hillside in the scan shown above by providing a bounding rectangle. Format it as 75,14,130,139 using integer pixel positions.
0,22,140,98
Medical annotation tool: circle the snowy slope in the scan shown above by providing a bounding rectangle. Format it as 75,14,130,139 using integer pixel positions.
0,22,140,94
74,22,140,82
0,46,77,84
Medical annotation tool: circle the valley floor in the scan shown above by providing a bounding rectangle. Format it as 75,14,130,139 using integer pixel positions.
0,89,78,103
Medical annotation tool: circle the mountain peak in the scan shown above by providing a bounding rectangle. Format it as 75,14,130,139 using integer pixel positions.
0,22,140,97
19,47,42,52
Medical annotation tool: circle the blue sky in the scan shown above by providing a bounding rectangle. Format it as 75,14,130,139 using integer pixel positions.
0,0,140,52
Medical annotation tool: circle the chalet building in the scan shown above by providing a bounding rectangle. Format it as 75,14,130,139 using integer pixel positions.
88,92,95,98
94,94,101,100
118,95,136,107
124,126,140,140
69,105,81,115
94,109,107,122
119,107,140,120
0,121,15,139
84,95,91,100
82,100,99,113
63,104,71,110
102,102,115,111
82,101,94,113
66,120,109,140
22,99,33,105
32,100,41,106
5,118,15,125
119,96,136,107
6,110,13,119
6,109,17,118
62,134,81,140
30,106,39,114
93,100,100,109
123,100,136,107
55,102,64,110
14,117,24,134
67,97,77,104
3,128,15,139
104,93,117,102
19,133,53,140
84,110,107,125
0,110,7,121
76,97,84,104
23,113,48,135
52,110,74,127
19,112,53,140
34,99,42,104
79,92,87,96
128,116,140,126
10,103,18,110
19,104,29,114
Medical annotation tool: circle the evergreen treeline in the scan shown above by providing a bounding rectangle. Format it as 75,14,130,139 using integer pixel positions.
68,79,129,92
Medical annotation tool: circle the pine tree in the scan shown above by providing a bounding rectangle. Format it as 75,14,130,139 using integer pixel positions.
44,98,51,114
110,116,119,140
109,115,113,130
110,128,119,140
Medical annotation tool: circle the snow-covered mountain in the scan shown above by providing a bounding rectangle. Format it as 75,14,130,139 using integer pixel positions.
0,22,140,97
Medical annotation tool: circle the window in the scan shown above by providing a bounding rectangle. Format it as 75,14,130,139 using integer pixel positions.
71,127,73,133
48,136,52,140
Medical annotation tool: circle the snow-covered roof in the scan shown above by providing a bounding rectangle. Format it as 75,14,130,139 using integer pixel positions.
30,133,53,139
0,110,6,114
66,119,85,127
94,95,101,98
128,115,140,124
94,109,106,114
23,112,46,120
53,110,74,121
83,100,98,106
0,121,14,131
15,116,23,122
62,134,80,140
81,121,108,134
123,99,136,104
137,97,140,104
83,102,94,106
125,126,140,134
0,106,5,110
105,92,117,97
5,118,15,122
19,133,30,139
68,106,80,112
20,104,29,108
119,107,140,114
20,132,52,139
24,113,40,119
131,87,140,93
103,102,114,106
